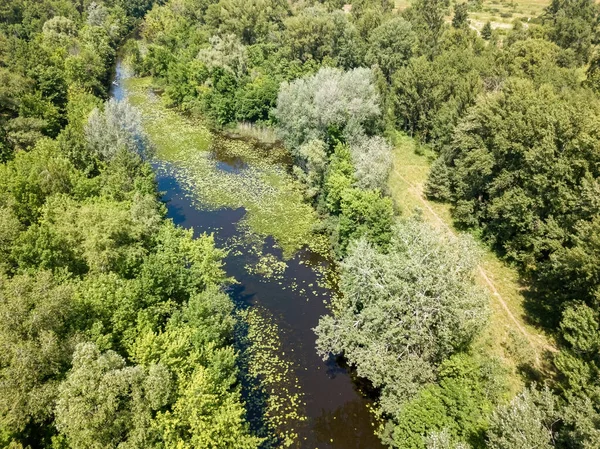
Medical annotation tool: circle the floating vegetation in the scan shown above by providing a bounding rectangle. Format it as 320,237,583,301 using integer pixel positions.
125,77,212,161
125,76,318,258
235,307,306,448
246,253,288,281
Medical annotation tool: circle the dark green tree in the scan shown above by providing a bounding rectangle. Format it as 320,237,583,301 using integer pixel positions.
545,0,600,64
365,17,417,80
407,0,450,56
452,3,469,30
481,21,492,40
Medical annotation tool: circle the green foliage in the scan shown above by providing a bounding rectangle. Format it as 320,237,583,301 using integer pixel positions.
85,98,151,162
434,79,600,318
502,39,580,89
0,4,258,443
294,139,328,200
5,0,600,447
486,386,559,449
235,75,279,123
481,21,492,40
350,135,393,191
0,139,82,226
338,187,394,251
452,3,470,30
55,343,172,449
365,17,416,80
205,0,289,45
406,0,451,56
275,67,381,148
386,354,505,449
282,5,362,68
425,156,452,202
545,0,600,64
586,52,600,93
323,143,355,214
0,0,135,159
555,303,600,395
316,219,489,445
133,287,261,449
391,44,485,148
0,271,80,438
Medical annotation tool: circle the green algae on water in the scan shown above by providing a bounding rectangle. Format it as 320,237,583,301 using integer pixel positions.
235,307,306,448
125,76,318,257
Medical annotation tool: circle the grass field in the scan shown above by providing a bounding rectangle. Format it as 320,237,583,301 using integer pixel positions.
395,0,550,32
388,132,557,393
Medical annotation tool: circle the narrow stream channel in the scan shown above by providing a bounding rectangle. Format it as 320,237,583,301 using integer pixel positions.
111,60,385,449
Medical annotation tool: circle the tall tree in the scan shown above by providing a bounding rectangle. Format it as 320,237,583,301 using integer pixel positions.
452,3,469,30
407,0,450,56
316,218,488,426
545,0,600,64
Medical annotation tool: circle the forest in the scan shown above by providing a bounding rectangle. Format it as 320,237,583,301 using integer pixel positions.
1,0,599,448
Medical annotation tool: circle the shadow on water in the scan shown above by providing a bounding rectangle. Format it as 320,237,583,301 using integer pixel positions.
211,145,250,173
313,400,383,449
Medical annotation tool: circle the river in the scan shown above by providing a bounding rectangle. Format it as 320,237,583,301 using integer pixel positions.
110,60,384,449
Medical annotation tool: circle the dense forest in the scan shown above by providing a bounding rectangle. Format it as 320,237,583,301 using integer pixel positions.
1,0,600,448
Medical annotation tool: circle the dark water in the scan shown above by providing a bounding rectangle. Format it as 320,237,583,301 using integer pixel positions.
112,61,384,449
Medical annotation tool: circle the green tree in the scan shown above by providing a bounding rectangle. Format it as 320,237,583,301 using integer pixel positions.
316,218,489,419
338,187,394,251
433,79,600,322
132,287,262,449
205,0,289,45
275,67,380,148
452,3,470,30
545,0,599,64
365,17,416,80
13,194,161,276
85,98,151,162
486,386,559,449
55,343,172,449
235,74,279,122
0,272,80,440
349,135,392,191
197,34,248,80
481,21,492,40
294,139,328,200
282,5,362,67
0,139,81,225
407,0,451,56
391,49,484,148
323,143,355,214
386,354,504,448
425,156,452,201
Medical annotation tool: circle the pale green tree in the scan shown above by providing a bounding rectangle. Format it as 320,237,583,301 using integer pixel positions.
486,386,559,449
55,343,173,449
85,99,151,162
316,218,488,407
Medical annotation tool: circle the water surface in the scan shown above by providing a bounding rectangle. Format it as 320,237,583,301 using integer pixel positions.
112,60,384,449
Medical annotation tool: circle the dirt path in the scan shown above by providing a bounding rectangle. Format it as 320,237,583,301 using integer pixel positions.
394,170,557,360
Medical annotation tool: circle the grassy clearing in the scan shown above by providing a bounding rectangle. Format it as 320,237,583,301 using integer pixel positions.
394,0,550,32
125,77,318,258
470,0,549,26
388,132,556,394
